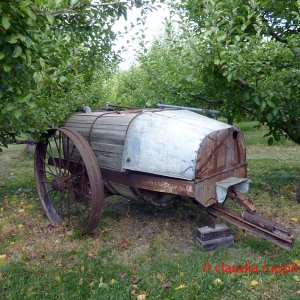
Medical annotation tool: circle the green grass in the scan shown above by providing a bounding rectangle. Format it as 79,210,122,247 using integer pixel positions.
0,124,300,299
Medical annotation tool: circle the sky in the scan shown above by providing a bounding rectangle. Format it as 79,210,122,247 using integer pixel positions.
112,4,170,70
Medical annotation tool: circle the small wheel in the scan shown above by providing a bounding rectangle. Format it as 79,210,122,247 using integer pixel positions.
34,127,104,233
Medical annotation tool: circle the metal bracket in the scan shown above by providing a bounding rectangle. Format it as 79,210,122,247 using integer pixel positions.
216,177,249,203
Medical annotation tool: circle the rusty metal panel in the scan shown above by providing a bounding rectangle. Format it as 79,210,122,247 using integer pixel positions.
196,128,247,178
195,165,247,206
100,168,195,197
122,110,231,180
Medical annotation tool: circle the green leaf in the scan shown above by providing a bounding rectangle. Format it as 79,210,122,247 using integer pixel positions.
227,72,233,82
2,15,10,30
0,52,4,60
274,135,280,142
39,58,45,68
25,50,32,65
33,72,43,84
12,46,22,58
216,31,226,42
7,35,18,44
266,113,273,122
59,76,67,83
186,74,194,82
241,21,250,31
14,110,22,119
266,100,276,108
204,29,213,37
28,102,36,109
46,13,54,25
21,7,36,20
3,65,11,73
214,57,220,65
254,96,260,106
17,93,32,104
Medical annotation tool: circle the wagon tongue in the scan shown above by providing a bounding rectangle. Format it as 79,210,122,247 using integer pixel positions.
207,204,294,250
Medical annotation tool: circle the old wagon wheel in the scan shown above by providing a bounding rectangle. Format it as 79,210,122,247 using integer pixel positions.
34,127,104,234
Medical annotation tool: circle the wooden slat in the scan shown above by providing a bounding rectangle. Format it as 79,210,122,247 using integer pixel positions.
94,150,122,160
64,122,94,128
92,124,128,131
66,116,97,122
91,142,123,154
96,156,122,170
96,116,136,125
91,129,126,139
92,137,125,146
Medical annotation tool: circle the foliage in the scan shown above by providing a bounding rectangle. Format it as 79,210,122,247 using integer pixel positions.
111,0,300,144
0,0,158,147
108,22,212,109
174,0,300,144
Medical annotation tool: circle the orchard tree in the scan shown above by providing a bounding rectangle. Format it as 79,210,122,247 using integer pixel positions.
171,0,300,144
0,0,157,147
108,21,215,108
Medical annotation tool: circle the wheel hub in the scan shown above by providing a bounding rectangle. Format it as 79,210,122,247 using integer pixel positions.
51,176,72,191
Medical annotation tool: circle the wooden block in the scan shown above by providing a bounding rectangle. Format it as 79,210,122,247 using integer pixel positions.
196,236,234,250
197,223,231,241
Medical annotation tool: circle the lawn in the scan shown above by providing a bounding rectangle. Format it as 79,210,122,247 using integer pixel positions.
0,122,300,299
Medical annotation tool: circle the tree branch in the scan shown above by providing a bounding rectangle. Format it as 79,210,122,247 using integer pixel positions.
237,78,252,89
52,0,125,17
267,28,288,44
261,17,288,44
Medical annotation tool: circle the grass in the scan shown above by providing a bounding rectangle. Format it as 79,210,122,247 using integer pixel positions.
0,122,300,299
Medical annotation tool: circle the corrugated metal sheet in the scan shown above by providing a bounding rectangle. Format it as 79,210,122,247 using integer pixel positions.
122,110,232,180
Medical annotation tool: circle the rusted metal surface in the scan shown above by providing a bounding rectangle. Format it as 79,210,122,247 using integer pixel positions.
196,128,246,178
193,126,248,207
242,211,292,235
234,191,256,213
194,165,247,207
34,127,104,234
100,168,195,197
208,205,294,250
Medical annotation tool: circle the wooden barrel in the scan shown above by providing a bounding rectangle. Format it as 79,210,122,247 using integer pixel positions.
64,111,140,200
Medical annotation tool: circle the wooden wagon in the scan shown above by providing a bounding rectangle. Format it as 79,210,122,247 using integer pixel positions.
34,108,294,250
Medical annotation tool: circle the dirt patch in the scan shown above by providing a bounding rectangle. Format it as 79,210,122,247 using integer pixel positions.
101,197,210,265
